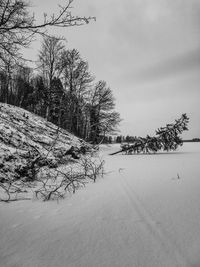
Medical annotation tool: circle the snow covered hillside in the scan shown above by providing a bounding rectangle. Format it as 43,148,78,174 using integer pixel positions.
0,103,84,181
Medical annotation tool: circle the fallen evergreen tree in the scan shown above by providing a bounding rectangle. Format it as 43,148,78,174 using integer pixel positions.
110,114,189,155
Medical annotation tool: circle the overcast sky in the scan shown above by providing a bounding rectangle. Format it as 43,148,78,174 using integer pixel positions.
27,0,200,138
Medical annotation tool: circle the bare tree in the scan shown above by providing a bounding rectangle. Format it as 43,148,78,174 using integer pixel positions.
89,81,121,143
61,49,94,136
0,0,94,65
38,36,64,87
38,35,65,119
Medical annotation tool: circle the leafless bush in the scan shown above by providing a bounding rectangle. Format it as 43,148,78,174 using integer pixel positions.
34,156,105,201
0,154,105,202
0,180,31,202
80,156,105,182
35,169,67,201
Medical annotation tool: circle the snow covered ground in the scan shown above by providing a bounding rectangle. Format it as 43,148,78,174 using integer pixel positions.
0,142,200,267
0,103,85,182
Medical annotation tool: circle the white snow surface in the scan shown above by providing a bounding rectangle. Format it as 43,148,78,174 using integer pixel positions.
0,142,200,267
0,103,81,153
0,103,83,181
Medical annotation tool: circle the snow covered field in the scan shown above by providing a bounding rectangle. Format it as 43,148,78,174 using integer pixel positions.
0,142,200,267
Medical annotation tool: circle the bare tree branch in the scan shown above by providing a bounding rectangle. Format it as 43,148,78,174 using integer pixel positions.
0,0,95,66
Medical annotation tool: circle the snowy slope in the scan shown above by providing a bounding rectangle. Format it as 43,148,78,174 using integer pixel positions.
0,103,83,181
0,143,200,267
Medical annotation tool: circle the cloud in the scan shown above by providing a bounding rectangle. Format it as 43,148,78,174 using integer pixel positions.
133,48,200,83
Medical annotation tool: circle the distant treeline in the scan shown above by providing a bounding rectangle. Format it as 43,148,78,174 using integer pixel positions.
183,138,200,142
115,135,137,143
116,136,200,143
0,36,120,143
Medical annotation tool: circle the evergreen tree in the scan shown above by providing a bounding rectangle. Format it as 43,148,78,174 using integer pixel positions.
49,77,65,126
112,114,189,155
156,113,189,151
